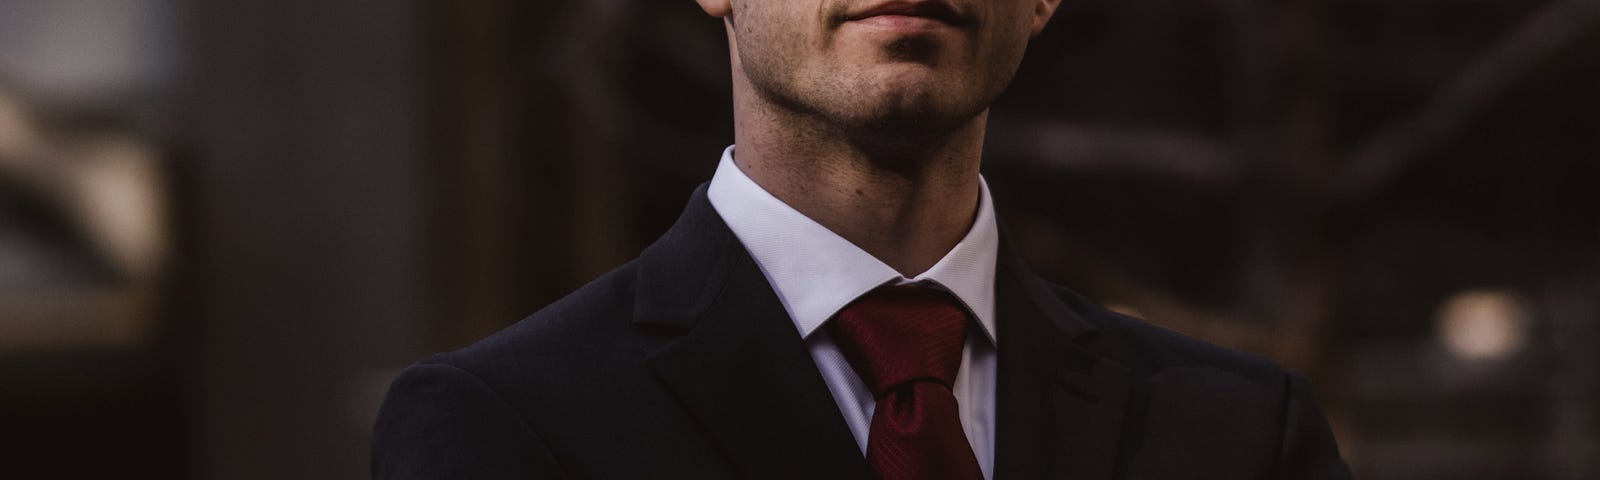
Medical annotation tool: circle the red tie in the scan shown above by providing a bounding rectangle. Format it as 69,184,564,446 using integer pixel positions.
828,285,984,480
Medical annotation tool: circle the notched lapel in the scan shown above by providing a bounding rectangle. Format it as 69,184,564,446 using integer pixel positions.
647,257,868,480
637,186,867,480
993,234,1133,480
1052,345,1133,479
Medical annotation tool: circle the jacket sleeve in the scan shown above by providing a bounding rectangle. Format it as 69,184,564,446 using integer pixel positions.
371,362,567,479
1279,370,1353,480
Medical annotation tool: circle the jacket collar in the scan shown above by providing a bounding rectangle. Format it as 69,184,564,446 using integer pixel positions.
990,221,1133,480
635,184,1132,480
637,184,870,479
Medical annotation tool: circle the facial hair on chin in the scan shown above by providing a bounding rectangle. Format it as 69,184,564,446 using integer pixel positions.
731,4,990,149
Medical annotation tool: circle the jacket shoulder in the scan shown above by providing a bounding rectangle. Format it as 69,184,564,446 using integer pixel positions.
1046,283,1288,387
419,260,651,390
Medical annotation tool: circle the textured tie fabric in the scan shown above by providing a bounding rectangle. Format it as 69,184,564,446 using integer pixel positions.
828,285,983,480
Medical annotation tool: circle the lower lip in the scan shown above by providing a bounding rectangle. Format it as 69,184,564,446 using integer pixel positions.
847,14,955,32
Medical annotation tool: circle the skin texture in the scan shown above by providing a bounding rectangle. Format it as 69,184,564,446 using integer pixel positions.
695,0,1062,276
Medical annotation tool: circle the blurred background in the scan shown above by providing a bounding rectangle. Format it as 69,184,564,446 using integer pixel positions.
0,0,1596,478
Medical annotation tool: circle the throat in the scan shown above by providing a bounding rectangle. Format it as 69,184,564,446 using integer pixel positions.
734,147,983,277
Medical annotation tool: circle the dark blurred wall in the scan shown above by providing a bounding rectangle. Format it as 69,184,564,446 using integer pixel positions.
187,1,429,478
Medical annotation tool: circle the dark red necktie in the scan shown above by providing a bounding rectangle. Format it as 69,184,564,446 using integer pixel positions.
828,285,984,480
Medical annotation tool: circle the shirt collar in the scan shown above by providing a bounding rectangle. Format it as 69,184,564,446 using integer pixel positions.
706,145,999,345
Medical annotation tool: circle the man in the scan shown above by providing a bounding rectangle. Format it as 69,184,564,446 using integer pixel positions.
372,0,1352,478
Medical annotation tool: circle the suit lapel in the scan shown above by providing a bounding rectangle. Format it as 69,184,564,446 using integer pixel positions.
637,186,869,480
632,185,1133,479
992,228,1133,480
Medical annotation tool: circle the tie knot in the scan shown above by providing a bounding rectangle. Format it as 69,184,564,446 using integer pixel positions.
827,285,970,396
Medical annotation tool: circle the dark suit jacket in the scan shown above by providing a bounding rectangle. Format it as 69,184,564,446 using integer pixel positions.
372,185,1351,479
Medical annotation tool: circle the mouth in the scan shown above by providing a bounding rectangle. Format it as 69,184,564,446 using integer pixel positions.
842,1,973,28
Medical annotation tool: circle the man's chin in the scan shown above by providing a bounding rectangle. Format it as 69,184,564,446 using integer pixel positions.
851,80,974,129
831,98,978,153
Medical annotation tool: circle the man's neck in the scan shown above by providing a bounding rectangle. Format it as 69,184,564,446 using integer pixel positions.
730,96,988,277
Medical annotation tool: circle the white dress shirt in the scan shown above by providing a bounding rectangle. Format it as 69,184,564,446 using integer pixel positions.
706,145,1000,479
